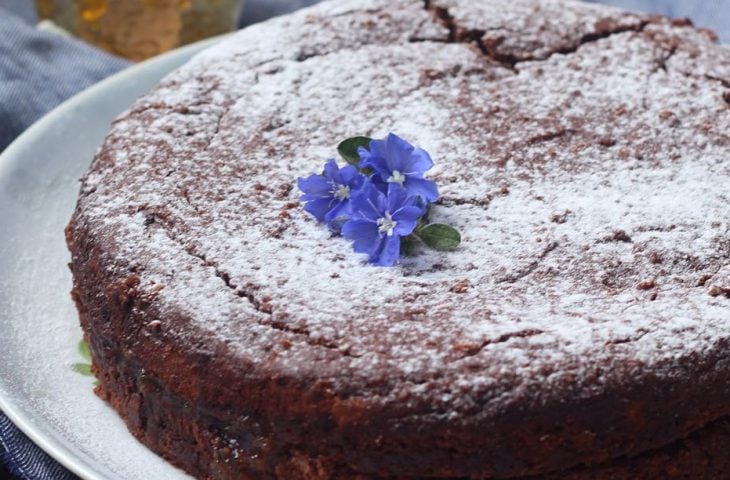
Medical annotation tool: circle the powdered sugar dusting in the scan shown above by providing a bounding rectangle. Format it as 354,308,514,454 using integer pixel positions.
70,0,729,433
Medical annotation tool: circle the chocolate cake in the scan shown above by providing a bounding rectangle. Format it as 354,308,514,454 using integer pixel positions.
65,0,730,478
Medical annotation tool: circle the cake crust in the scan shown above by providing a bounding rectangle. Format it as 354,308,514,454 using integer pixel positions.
67,0,730,478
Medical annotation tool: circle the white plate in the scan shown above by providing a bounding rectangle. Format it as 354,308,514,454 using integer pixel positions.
0,37,225,480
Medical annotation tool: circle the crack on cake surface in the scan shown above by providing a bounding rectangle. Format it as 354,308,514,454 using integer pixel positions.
453,328,545,359
422,0,650,71
146,219,358,357
437,195,493,209
202,104,228,150
705,73,730,89
526,128,577,146
654,44,678,72
495,241,559,284
604,328,650,346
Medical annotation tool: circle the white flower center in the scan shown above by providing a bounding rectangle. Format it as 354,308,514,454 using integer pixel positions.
333,184,350,200
377,212,397,236
387,170,406,186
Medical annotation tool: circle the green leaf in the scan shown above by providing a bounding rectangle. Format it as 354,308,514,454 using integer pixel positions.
337,136,372,167
416,224,461,251
71,363,93,377
78,340,91,361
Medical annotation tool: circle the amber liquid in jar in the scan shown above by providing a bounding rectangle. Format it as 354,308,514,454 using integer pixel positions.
36,0,244,61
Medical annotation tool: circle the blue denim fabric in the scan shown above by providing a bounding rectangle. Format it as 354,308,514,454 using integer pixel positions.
0,0,727,478
0,414,77,480
0,8,130,152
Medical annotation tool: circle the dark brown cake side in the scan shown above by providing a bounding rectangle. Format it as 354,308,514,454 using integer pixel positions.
68,214,730,479
66,0,730,478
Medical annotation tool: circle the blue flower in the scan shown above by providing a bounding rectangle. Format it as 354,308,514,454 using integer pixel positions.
342,183,425,266
297,159,366,227
358,133,439,203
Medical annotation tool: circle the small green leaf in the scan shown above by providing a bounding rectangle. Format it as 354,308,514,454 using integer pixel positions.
337,136,372,167
78,340,91,361
71,363,93,377
416,223,461,251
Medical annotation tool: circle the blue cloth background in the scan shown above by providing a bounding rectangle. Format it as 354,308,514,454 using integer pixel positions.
0,0,727,478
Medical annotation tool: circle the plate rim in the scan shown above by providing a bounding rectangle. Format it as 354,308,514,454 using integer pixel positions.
0,35,224,480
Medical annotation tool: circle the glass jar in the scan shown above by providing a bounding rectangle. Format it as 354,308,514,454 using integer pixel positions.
36,0,245,61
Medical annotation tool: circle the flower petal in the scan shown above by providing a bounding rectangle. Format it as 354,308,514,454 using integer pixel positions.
393,219,418,237
405,176,439,203
297,174,331,198
391,206,424,236
385,133,414,173
342,220,381,255
303,197,334,222
324,199,349,222
386,183,408,214
369,174,389,195
339,164,362,186
359,140,387,174
350,183,386,222
392,205,425,222
405,147,434,175
373,235,401,266
322,158,340,180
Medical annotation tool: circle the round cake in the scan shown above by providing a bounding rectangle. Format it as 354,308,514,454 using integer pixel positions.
66,0,730,478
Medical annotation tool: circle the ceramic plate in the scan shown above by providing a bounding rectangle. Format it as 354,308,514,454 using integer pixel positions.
0,37,225,480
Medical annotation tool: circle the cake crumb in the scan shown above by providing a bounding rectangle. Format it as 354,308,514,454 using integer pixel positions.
606,229,632,243
637,279,656,290
706,267,730,297
551,209,572,224
597,136,616,147
647,251,663,264
708,285,730,298
450,279,470,293
498,181,510,195
147,320,162,332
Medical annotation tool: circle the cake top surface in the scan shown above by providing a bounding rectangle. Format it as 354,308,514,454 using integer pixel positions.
74,0,730,422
